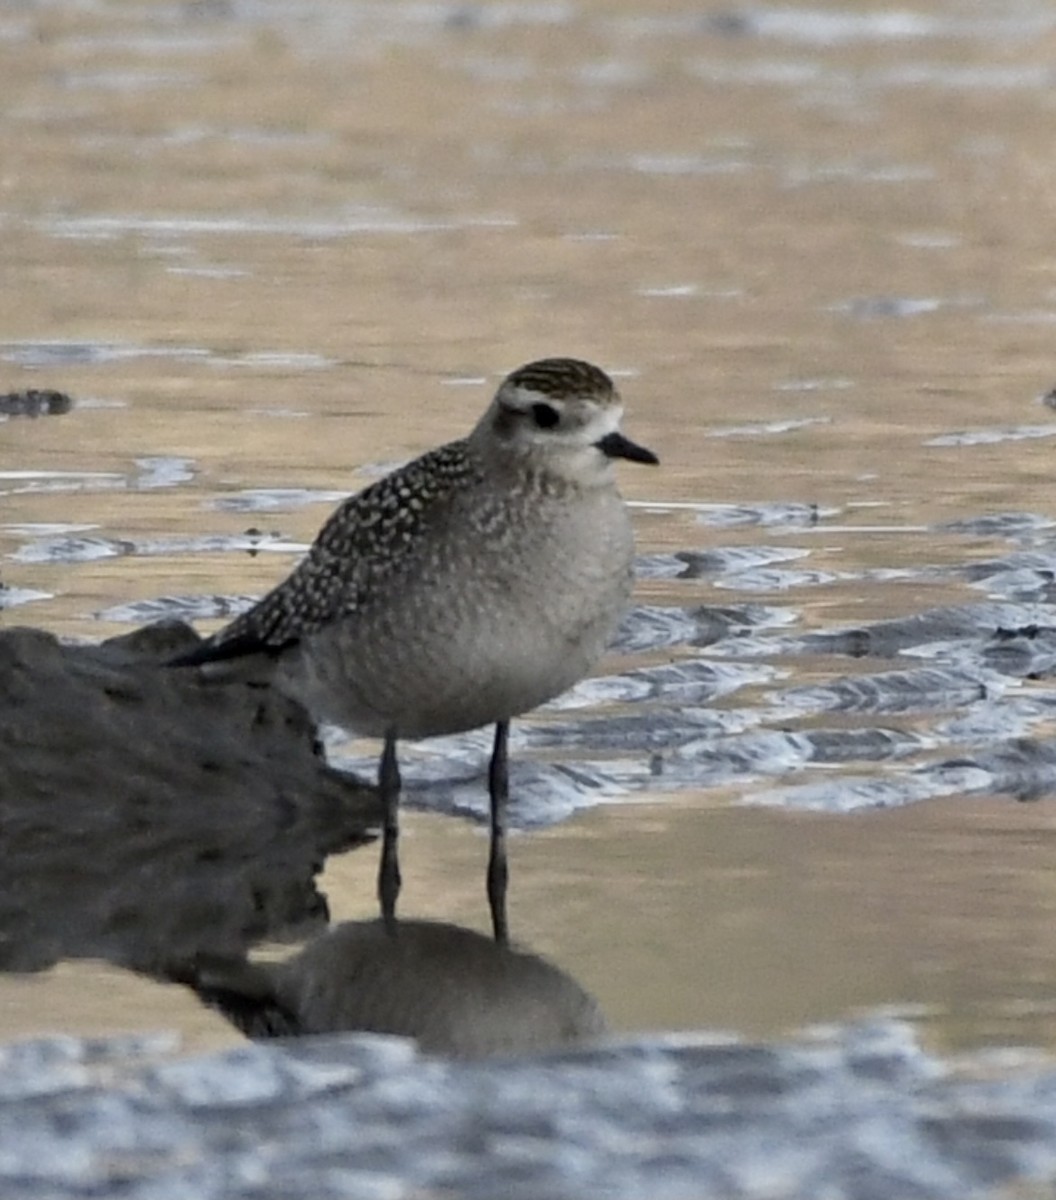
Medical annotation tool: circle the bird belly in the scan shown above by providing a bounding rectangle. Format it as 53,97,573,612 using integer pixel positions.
280,509,633,740
282,594,620,740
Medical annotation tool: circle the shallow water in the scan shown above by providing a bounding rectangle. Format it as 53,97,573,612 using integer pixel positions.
5,0,1056,1064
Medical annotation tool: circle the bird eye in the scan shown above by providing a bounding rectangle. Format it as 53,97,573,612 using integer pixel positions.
531,402,560,429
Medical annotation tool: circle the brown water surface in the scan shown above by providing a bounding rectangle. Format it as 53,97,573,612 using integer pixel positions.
4,0,1056,1054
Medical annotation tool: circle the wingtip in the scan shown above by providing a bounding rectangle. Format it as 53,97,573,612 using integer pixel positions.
166,644,212,668
167,954,302,1039
165,632,279,669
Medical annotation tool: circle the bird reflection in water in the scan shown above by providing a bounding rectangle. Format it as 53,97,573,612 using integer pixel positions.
174,919,606,1060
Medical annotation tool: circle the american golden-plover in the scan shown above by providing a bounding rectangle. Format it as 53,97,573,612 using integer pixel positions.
172,358,658,942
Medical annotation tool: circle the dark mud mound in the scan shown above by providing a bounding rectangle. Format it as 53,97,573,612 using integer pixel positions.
0,621,375,974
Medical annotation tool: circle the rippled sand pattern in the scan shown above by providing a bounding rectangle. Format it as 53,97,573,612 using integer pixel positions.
5,0,1056,1052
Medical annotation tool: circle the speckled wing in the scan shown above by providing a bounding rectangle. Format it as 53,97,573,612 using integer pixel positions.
169,440,483,667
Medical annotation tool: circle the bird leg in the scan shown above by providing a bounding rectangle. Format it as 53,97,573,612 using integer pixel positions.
378,729,402,936
487,719,510,944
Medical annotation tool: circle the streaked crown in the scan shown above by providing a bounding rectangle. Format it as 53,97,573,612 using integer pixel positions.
502,358,617,404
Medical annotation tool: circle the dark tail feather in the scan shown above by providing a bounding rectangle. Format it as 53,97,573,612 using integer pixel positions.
167,632,293,669
166,955,303,1038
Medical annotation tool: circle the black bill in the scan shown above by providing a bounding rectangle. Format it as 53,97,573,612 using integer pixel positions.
595,430,659,465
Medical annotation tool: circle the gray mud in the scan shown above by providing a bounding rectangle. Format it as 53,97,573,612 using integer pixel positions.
5,1019,1056,1200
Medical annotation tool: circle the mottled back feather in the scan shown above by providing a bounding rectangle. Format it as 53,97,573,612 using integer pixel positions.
184,440,484,663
